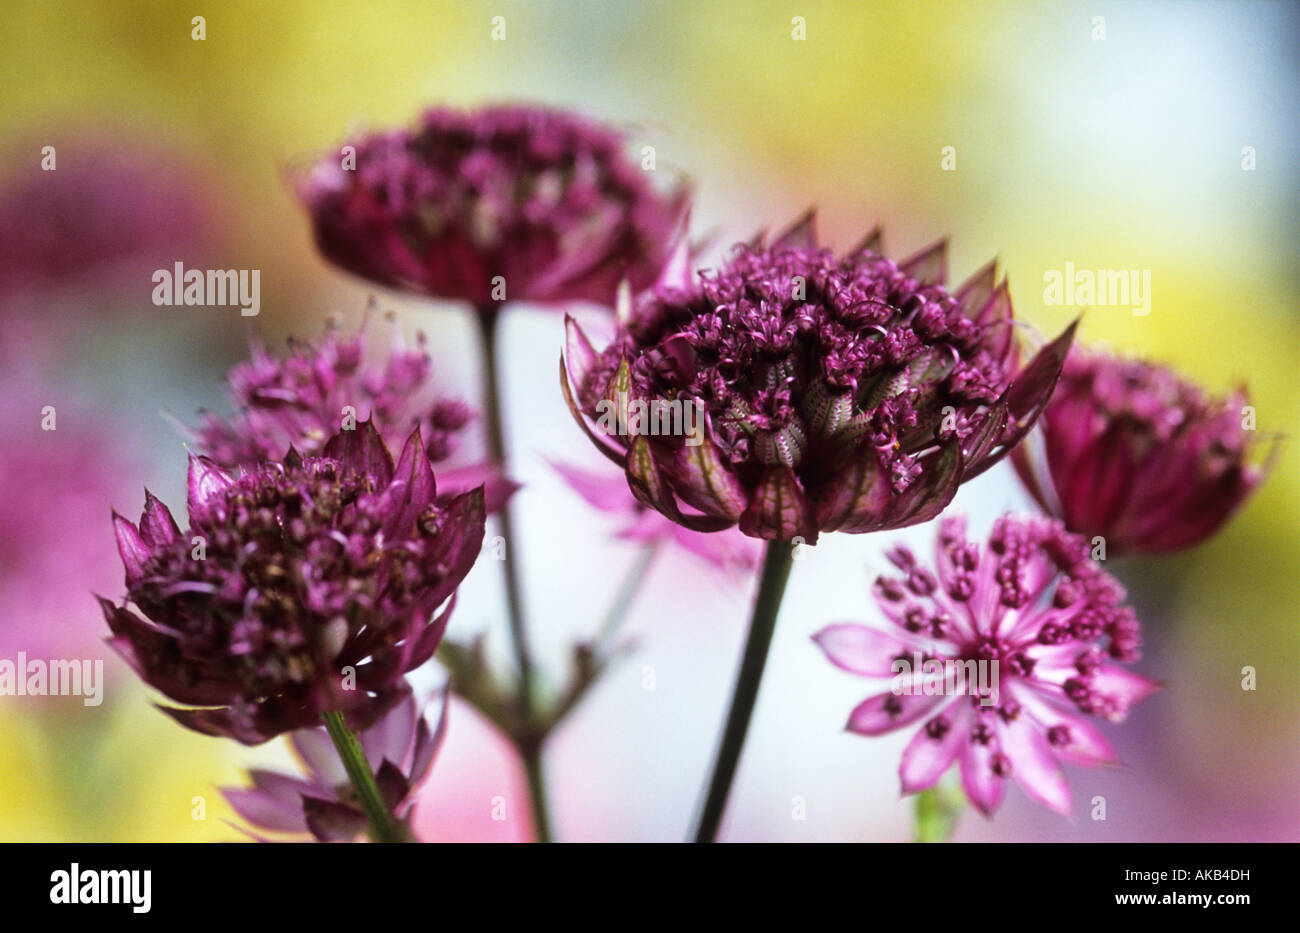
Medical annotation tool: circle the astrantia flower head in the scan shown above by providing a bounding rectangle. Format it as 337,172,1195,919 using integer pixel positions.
296,104,689,307
562,214,1077,543
1011,347,1274,555
814,514,1158,817
102,421,485,744
186,312,515,511
224,692,445,842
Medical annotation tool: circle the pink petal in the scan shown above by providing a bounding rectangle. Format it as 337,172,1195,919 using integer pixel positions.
361,693,417,769
846,690,944,736
221,786,310,834
1014,686,1120,767
1000,719,1073,817
813,624,912,677
409,688,450,787
959,732,1006,816
899,703,966,793
291,727,348,786
548,458,635,513
1089,666,1161,720
437,461,519,513
668,523,760,574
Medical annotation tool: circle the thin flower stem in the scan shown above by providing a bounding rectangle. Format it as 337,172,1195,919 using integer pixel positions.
474,302,554,843
521,747,553,843
321,710,404,843
692,538,796,843
592,540,661,653
476,304,537,705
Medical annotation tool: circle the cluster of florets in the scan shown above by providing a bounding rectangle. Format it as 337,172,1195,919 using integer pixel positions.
564,218,1075,542
296,105,688,306
1012,347,1271,554
103,423,484,744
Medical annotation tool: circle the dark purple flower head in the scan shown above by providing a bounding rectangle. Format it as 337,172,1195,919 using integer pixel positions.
295,105,689,308
223,692,446,842
562,214,1077,543
185,312,516,512
1011,347,1274,555
102,421,485,744
814,514,1158,817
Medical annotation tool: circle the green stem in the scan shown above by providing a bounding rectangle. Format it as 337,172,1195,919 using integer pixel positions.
913,785,964,843
476,304,536,705
474,303,554,843
521,747,553,844
592,541,661,653
321,710,404,843
692,538,796,843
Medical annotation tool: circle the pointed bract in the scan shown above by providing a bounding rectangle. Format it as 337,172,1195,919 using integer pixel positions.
323,418,394,489
111,512,151,587
771,208,818,250
139,490,181,549
186,454,235,522
898,238,948,286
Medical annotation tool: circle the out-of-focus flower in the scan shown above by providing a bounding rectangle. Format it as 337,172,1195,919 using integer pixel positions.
101,421,485,744
0,134,215,301
0,392,132,660
183,312,517,512
223,692,446,842
562,214,1077,543
294,104,689,308
548,459,759,574
1011,347,1274,555
814,514,1158,817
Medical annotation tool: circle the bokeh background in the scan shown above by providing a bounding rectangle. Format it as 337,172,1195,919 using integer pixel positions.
1,0,1295,841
